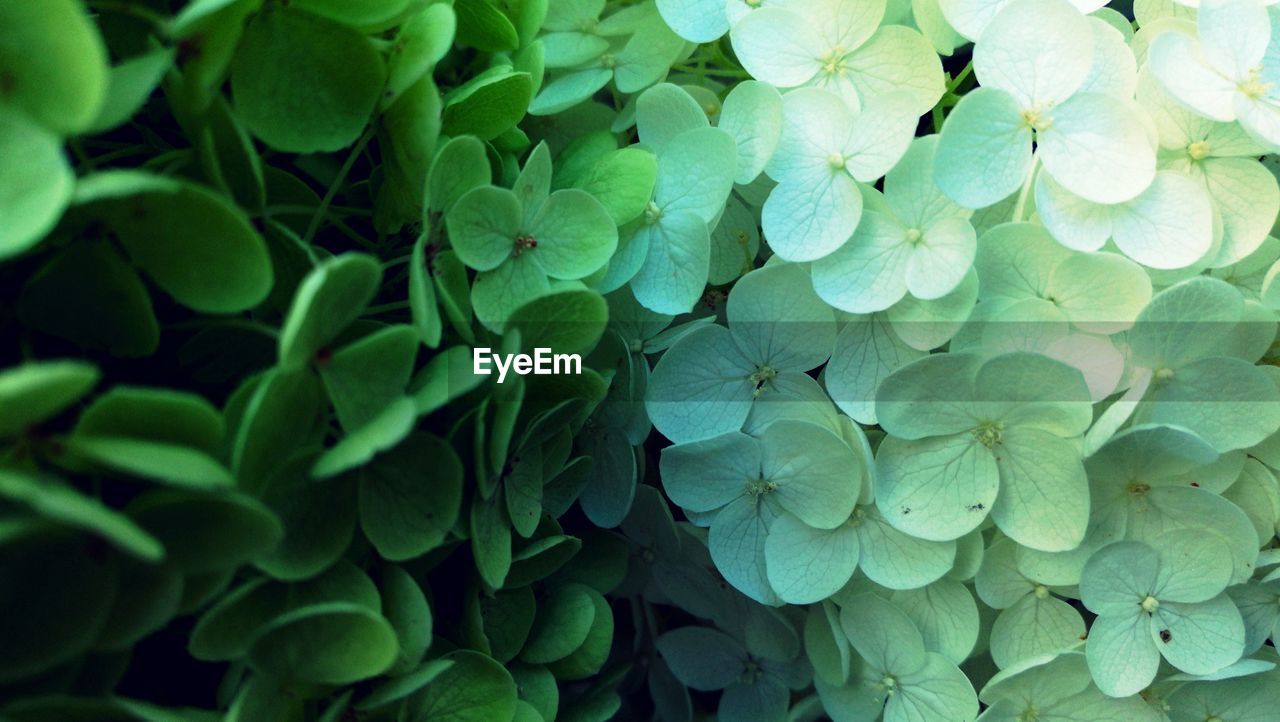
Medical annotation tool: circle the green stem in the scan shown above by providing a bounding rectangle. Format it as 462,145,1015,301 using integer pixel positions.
1010,152,1039,223
302,126,376,247
365,300,411,315
86,0,169,30
947,61,974,93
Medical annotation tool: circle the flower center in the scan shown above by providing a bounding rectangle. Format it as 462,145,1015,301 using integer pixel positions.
745,475,777,498
1140,595,1160,614
1033,585,1050,600
1018,707,1040,722
512,234,537,256
1239,67,1273,100
1154,367,1175,385
745,0,762,6
644,200,663,225
827,152,847,171
1127,481,1151,496
749,365,778,397
1187,140,1211,161
820,46,848,76
972,421,1003,448
879,675,898,696
600,52,616,69
849,506,867,527
1020,106,1054,132
904,228,923,245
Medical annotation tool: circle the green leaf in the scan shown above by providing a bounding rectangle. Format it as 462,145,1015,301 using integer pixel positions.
19,241,158,358
507,533,583,586
312,396,418,479
126,489,283,573
0,525,118,683
255,454,356,581
454,0,520,52
0,469,162,562
0,108,73,259
94,559,184,650
67,436,236,490
356,659,454,711
443,67,533,141
428,135,492,215
279,254,383,371
0,0,109,134
75,386,223,453
231,7,386,153
88,49,174,134
358,432,463,561
546,588,614,679
412,649,518,722
77,171,274,313
656,626,748,691
385,4,457,107
527,189,619,279
472,491,513,589
477,586,535,662
520,583,597,664
291,0,412,27
231,369,326,493
320,325,419,432
507,288,609,355
380,564,432,675
247,601,399,684
0,360,98,438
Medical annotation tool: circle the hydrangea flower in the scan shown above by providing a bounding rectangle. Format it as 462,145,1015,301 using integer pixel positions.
760,88,917,261
811,135,977,312
1137,69,1280,267
1148,0,1280,153
975,537,1086,669
1080,531,1247,696
647,263,836,443
873,351,1094,551
660,419,862,604
730,0,944,115
935,0,1156,208
976,652,1165,722
815,593,978,722
446,143,618,330
657,625,811,722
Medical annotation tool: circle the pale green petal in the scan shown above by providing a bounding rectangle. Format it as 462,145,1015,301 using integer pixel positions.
646,324,757,443
974,222,1073,301
718,80,784,184
471,257,550,331
614,14,685,92
528,189,618,279
875,433,999,542
1152,531,1233,604
843,25,945,115
855,505,957,589
1201,156,1280,267
888,269,979,351
885,135,971,231
989,594,1086,669
655,127,738,223
843,92,920,182
447,186,521,271
811,211,913,313
728,263,837,372
1080,540,1159,615
1038,93,1157,204
656,0,729,42
1134,355,1280,452
825,313,927,424
973,0,1095,107
906,217,977,301
763,174,864,262
764,513,859,604
636,83,710,155
1127,276,1244,368
766,87,855,183
1148,31,1236,122
974,352,1093,436
1085,613,1159,698
659,431,759,513
1111,171,1216,270
528,67,612,116
991,428,1089,552
1152,596,1247,676
876,352,983,439
891,580,979,664
630,209,710,314
710,495,782,605
841,593,928,674
1047,251,1152,334
890,653,978,722
708,195,761,285
762,421,861,529
935,88,1033,209
730,7,822,88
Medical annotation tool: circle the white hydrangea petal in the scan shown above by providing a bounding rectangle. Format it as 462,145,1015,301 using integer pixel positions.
767,87,856,183
1037,93,1157,204
657,0,731,42
718,80,784,185
935,0,1010,41
934,88,1033,209
637,83,711,155
1202,156,1280,266
1034,170,1114,253
974,222,1073,301
842,25,946,116
762,174,864,262
1149,31,1238,122
1197,0,1270,79
1076,17,1138,99
805,0,888,51
728,262,838,372
844,92,920,182
811,211,912,312
730,7,823,88
1232,95,1280,153
630,209,712,314
824,313,927,424
1047,251,1154,334
887,269,979,351
905,217,977,301
1042,332,1125,401
1136,67,1221,151
1111,171,1216,269
885,135,972,231
913,0,964,54
973,0,1095,107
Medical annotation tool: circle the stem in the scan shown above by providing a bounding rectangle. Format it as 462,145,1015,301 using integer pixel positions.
946,61,974,93
364,300,411,315
1010,152,1039,223
86,0,169,30
302,126,376,247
